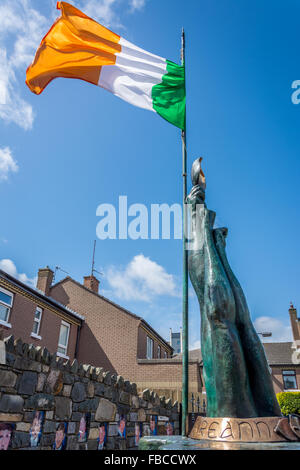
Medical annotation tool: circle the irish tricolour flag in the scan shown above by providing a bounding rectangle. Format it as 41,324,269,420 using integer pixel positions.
26,2,186,130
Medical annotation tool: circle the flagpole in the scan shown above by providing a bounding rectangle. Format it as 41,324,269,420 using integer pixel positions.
181,27,189,437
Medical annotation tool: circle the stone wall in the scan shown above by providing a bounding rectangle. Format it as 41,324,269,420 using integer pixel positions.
0,335,179,450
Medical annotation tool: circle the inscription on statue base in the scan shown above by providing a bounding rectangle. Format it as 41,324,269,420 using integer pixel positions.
190,416,289,443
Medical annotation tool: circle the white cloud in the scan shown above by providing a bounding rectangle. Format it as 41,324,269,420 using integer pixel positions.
0,0,49,130
254,316,292,343
129,0,146,12
0,258,37,288
190,339,200,351
0,0,147,129
76,0,122,27
106,254,178,302
0,147,18,181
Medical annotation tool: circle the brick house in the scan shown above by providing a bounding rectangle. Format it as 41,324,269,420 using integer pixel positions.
47,270,204,405
0,268,84,362
172,303,300,410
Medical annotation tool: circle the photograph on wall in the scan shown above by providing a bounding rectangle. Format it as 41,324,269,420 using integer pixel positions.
53,422,68,450
0,423,15,450
30,411,45,447
78,413,91,443
118,414,126,438
97,422,107,450
134,422,142,447
165,421,174,436
150,415,158,436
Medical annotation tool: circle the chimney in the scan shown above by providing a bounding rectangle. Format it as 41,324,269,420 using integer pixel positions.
37,266,54,296
83,275,99,294
289,302,300,341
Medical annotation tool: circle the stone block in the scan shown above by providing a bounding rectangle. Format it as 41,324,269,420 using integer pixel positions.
0,370,17,387
14,356,41,372
88,428,99,440
25,393,54,410
14,338,23,356
142,389,151,401
116,375,124,389
63,385,72,397
71,412,82,421
67,421,76,434
44,420,56,433
4,335,15,353
131,395,139,409
11,431,30,449
103,371,111,385
70,359,78,374
87,440,98,450
45,410,54,420
66,435,78,450
87,382,94,398
95,398,117,422
124,380,131,393
104,386,113,401
71,382,86,402
41,433,55,447
18,371,37,395
108,423,119,436
63,372,75,385
16,422,31,432
46,370,63,394
106,437,116,450
119,391,130,405
0,413,22,422
0,394,24,412
96,368,104,383
129,412,138,422
24,411,35,422
138,409,146,422
78,398,99,412
139,397,148,408
37,373,46,392
55,397,72,420
95,383,105,396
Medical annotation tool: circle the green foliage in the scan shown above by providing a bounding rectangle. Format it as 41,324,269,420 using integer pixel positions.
277,392,300,416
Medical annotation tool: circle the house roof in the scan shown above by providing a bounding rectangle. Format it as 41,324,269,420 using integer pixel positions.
52,276,173,352
0,269,85,322
171,342,298,366
263,342,296,365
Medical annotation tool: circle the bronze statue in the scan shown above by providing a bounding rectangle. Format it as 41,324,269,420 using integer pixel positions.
187,158,282,418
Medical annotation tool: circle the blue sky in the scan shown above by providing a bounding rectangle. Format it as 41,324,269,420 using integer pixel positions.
0,0,299,347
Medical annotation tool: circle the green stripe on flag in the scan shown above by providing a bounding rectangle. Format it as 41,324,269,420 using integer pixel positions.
152,60,186,130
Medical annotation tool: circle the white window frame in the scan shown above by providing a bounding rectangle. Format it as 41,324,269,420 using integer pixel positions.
157,345,161,358
0,286,13,328
282,370,298,391
57,320,70,359
164,351,168,358
31,306,43,340
146,336,153,359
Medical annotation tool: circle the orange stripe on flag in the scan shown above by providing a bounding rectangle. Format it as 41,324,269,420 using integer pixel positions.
26,2,121,95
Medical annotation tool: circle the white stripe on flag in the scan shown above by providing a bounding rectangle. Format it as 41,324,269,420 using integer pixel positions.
98,37,167,111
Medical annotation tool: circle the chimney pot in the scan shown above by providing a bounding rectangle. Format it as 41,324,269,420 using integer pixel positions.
83,275,99,294
36,267,54,296
289,303,300,342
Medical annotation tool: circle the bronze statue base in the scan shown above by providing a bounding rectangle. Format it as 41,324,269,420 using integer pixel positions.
189,416,300,443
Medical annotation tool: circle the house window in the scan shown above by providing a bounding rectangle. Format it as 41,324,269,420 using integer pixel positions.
0,287,13,325
282,370,297,390
58,321,70,357
146,336,153,359
164,351,168,358
157,345,161,358
32,307,43,337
